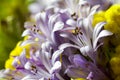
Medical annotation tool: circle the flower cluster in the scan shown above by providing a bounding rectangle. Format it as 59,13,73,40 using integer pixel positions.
1,0,120,80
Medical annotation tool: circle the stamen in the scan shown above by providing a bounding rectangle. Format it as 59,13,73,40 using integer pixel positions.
36,29,39,32
30,24,40,33
31,65,37,73
60,54,62,63
33,24,36,27
50,47,54,54
74,27,83,35
71,12,76,17
71,12,77,21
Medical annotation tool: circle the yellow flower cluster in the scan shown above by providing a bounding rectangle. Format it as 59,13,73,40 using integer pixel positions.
5,41,31,70
71,78,85,80
93,4,120,80
5,37,39,70
93,4,120,33
110,45,120,80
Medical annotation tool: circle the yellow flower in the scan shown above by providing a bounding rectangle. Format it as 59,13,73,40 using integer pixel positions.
5,40,34,70
93,4,120,33
10,41,31,58
9,41,23,57
115,45,120,57
5,41,30,70
115,75,120,80
92,11,105,27
104,4,120,33
110,57,120,75
71,78,85,80
5,57,15,70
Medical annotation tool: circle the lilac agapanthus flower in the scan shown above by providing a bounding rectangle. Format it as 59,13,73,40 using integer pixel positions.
0,0,114,80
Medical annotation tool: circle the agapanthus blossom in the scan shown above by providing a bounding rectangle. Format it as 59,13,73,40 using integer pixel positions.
1,0,120,80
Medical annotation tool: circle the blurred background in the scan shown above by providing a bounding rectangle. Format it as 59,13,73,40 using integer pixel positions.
0,0,56,69
115,0,120,3
0,0,35,69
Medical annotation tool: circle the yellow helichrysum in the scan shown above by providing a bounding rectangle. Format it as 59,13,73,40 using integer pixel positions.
93,4,120,79
5,57,15,70
9,41,31,58
92,11,105,27
9,41,23,57
5,40,35,70
115,76,120,80
71,78,85,80
110,57,120,75
5,41,30,70
115,45,120,56
93,4,120,33
104,4,120,33
110,45,120,78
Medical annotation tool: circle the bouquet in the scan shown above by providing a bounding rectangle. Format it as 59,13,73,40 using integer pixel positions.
0,0,120,80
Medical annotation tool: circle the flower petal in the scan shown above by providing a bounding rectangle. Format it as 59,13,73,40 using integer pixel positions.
19,49,27,66
66,19,76,27
21,74,40,80
60,32,81,46
20,40,38,47
22,29,31,37
93,30,113,49
48,14,60,31
93,22,106,41
39,51,52,72
52,50,64,65
53,21,64,32
59,43,80,50
50,61,61,74
80,45,91,56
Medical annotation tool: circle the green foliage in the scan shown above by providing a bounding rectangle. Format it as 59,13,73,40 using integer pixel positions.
0,0,34,69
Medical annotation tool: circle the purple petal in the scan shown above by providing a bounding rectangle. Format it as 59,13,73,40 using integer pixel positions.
66,19,76,27
60,33,81,46
80,45,91,56
93,30,113,49
52,50,64,65
93,22,106,41
59,43,80,50
37,67,51,78
40,52,52,72
24,22,33,28
35,12,51,38
19,49,27,66
50,61,61,74
53,21,64,32
48,14,60,31
22,29,31,37
65,66,88,78
20,40,38,47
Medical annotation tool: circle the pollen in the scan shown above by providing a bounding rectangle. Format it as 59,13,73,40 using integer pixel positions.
72,27,83,35
35,38,39,41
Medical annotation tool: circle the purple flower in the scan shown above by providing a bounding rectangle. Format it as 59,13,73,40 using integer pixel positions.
59,3,113,61
0,0,114,80
65,54,110,80
1,48,64,80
